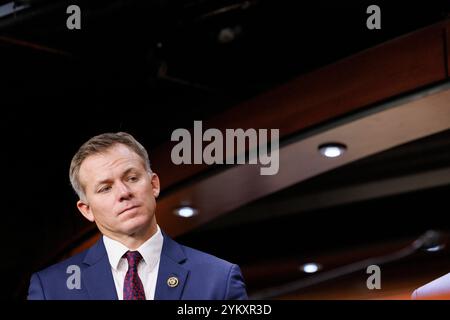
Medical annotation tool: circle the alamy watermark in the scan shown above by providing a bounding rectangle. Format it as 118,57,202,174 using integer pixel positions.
171,121,279,175
66,4,380,31
366,264,381,290
366,5,381,30
66,5,81,30
66,265,81,290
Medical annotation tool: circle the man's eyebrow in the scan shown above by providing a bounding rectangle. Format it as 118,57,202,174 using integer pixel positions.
93,168,140,189
122,167,138,176
94,177,112,189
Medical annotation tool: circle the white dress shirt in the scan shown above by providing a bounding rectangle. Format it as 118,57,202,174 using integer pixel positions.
103,225,163,300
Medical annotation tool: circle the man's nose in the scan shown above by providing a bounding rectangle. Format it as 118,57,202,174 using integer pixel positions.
117,181,133,201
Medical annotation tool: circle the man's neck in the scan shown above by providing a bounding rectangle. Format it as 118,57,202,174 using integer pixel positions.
104,223,158,250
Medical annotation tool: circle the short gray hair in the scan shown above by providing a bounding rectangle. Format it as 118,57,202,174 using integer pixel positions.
69,132,151,200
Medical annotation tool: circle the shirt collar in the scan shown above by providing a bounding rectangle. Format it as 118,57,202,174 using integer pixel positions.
103,225,163,271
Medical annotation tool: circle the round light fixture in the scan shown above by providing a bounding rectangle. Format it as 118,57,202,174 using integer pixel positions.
318,143,347,158
425,244,445,252
300,262,322,274
174,206,198,218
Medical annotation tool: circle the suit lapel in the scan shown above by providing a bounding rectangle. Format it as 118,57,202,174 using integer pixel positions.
82,238,118,300
79,231,189,300
154,232,189,300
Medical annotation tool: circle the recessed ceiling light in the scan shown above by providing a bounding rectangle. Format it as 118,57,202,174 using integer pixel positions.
318,143,347,158
425,244,445,252
300,263,322,274
174,206,198,218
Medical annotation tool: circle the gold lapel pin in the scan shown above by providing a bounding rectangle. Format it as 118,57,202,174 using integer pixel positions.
167,276,179,288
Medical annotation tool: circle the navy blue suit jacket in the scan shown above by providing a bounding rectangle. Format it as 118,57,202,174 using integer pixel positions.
28,231,247,300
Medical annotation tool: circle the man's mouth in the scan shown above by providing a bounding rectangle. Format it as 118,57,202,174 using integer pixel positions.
119,205,140,215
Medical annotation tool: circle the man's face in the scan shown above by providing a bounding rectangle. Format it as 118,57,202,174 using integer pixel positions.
76,144,160,240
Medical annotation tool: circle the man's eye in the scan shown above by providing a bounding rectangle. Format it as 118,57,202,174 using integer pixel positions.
98,186,111,193
128,176,139,182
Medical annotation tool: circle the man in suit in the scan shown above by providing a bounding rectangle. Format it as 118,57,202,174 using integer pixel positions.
411,273,450,299
28,132,247,300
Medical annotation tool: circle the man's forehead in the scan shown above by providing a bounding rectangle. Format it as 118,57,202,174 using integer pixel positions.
79,145,144,183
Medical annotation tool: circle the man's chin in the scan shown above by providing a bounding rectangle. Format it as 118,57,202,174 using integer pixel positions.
121,217,153,235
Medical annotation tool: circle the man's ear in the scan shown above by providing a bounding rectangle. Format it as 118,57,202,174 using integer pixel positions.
77,200,95,222
150,173,160,198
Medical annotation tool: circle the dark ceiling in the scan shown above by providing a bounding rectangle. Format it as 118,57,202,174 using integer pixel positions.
181,128,450,249
2,0,450,299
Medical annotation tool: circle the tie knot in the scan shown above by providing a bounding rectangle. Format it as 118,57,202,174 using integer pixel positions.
124,251,143,269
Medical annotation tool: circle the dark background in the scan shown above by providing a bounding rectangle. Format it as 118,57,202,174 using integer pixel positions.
1,0,450,299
